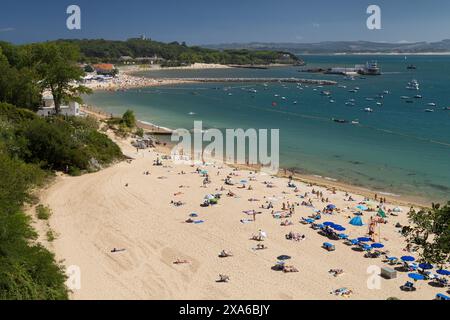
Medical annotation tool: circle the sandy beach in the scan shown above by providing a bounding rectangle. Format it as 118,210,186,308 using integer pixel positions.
83,63,231,92
33,124,447,300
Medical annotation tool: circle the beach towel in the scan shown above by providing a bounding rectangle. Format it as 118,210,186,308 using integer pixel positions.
193,220,204,224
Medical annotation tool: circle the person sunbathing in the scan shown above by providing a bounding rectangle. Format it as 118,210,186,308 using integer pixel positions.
111,248,126,253
283,265,299,273
255,244,268,250
219,250,233,258
173,259,190,264
328,269,344,277
280,220,293,226
218,274,230,282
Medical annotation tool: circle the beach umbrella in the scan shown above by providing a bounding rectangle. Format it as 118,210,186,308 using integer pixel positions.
338,233,349,239
356,205,368,211
371,243,384,249
408,273,425,281
387,256,398,261
277,255,291,261
358,237,371,242
323,222,335,227
362,244,372,251
377,209,387,218
200,170,208,175
349,216,364,226
436,269,450,276
401,256,415,262
240,179,248,184
418,263,433,270
327,204,336,210
393,207,402,213
189,213,198,217
332,225,346,231
204,194,215,200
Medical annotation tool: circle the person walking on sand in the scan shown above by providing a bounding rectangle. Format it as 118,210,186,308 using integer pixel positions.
253,211,256,222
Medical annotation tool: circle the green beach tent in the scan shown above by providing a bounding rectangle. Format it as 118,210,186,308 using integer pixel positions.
377,209,386,218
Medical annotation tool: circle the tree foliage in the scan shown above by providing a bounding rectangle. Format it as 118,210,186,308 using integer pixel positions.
52,38,300,66
407,203,450,266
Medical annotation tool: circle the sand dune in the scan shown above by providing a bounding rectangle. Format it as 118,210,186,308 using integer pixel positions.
38,135,445,300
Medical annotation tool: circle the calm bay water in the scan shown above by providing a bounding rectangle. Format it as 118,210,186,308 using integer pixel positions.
84,55,450,203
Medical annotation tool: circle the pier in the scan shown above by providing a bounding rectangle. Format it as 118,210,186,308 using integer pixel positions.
165,77,337,85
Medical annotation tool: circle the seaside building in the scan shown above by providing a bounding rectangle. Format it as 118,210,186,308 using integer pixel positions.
93,63,117,76
36,94,81,117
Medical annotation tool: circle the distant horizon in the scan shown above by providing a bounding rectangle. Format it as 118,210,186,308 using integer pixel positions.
1,0,450,45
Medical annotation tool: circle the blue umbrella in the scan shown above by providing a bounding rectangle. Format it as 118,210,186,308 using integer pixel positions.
436,269,450,276
371,243,384,249
338,233,349,239
358,237,371,242
323,222,335,227
277,255,291,261
401,256,415,262
408,273,425,281
356,205,368,211
189,213,198,217
418,263,433,270
327,204,336,210
332,225,346,231
387,256,398,261
362,244,372,251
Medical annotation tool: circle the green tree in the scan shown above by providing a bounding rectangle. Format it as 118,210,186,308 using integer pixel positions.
121,109,136,128
32,43,91,114
407,203,450,266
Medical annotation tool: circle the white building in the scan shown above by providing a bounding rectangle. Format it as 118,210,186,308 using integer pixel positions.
36,94,81,117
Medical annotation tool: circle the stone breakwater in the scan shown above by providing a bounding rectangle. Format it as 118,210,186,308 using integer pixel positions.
165,78,337,85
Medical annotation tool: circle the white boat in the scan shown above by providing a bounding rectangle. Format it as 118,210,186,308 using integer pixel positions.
424,109,435,113
364,107,373,112
427,102,437,107
406,79,420,90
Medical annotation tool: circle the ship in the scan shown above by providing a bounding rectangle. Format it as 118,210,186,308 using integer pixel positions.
358,61,381,76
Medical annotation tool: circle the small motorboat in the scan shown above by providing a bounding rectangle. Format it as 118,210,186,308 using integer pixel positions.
401,96,410,99
364,107,373,113
351,119,360,125
427,102,437,107
424,109,435,113
407,64,417,70
332,118,349,124
414,95,423,99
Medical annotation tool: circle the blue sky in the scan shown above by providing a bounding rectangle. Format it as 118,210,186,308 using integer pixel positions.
1,0,450,44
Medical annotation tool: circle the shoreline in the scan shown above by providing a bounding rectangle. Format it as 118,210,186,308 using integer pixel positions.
80,105,431,208
37,116,445,300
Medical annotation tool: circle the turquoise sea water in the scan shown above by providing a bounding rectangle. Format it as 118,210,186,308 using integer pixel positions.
84,55,450,203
